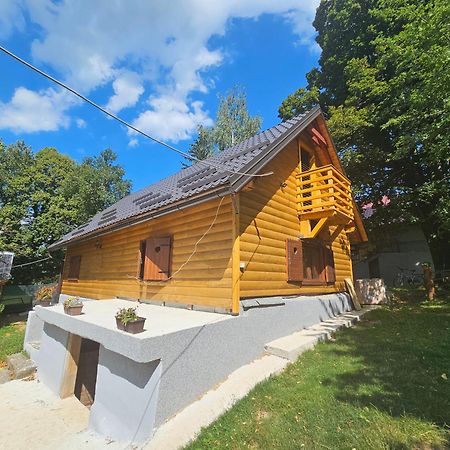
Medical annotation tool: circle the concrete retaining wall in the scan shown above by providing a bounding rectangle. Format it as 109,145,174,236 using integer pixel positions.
23,311,44,362
150,292,351,426
27,292,352,443
36,323,70,396
89,347,162,443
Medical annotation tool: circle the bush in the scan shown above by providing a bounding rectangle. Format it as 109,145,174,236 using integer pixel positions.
34,284,56,302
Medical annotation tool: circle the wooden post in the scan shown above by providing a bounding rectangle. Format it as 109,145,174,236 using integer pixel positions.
327,168,335,209
422,263,435,301
345,278,362,311
231,194,240,315
0,279,6,301
60,333,82,398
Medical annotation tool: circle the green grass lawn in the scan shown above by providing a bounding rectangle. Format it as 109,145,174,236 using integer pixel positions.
0,313,27,367
186,288,450,450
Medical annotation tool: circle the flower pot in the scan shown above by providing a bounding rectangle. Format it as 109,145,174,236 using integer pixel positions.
64,305,83,316
116,317,146,334
37,300,51,307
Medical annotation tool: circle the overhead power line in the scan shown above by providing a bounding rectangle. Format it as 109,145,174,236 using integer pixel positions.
0,45,272,178
12,255,52,268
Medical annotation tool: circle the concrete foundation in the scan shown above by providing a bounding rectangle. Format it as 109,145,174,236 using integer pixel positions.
27,292,352,444
90,347,162,442
23,310,44,362
36,322,70,396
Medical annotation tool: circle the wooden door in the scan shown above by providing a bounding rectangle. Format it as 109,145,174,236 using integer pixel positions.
74,338,99,407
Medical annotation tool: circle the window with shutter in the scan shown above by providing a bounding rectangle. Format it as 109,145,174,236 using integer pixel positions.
285,239,336,285
142,236,172,281
302,239,326,285
68,255,81,281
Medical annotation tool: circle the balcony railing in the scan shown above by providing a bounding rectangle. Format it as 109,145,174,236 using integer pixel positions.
297,165,354,224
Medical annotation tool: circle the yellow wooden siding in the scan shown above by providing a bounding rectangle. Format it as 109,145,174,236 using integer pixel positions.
239,138,353,298
61,196,234,309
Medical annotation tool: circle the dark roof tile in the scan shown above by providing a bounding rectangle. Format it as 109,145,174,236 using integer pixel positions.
50,109,319,249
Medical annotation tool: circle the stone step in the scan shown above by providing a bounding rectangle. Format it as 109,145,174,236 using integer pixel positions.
265,308,374,362
265,331,327,361
6,353,36,379
0,368,11,384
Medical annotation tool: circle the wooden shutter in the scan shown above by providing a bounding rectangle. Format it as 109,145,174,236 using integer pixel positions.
68,255,81,280
143,236,172,281
324,246,336,284
137,240,146,279
286,239,303,282
302,239,327,284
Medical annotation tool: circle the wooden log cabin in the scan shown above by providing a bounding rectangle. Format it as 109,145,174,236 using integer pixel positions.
49,107,367,314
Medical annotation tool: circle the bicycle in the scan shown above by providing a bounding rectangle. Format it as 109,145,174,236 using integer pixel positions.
393,267,422,287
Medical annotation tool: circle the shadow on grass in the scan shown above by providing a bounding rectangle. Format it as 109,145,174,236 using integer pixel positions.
321,293,450,434
0,312,28,328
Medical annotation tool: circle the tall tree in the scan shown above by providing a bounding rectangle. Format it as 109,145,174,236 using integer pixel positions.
186,87,261,163
64,149,131,223
0,142,131,283
214,87,261,152
184,125,215,166
279,0,450,268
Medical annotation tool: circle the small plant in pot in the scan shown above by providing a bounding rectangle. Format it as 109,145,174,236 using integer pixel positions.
34,285,55,307
63,296,83,316
115,307,146,334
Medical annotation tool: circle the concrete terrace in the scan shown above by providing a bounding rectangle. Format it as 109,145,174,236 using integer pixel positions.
34,300,231,363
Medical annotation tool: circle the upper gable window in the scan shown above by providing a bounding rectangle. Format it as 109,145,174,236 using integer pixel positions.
300,149,312,172
138,236,172,281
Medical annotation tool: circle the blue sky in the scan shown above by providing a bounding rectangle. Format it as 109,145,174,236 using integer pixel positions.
0,1,319,191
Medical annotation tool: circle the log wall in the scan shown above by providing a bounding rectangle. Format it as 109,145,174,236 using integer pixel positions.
62,196,234,310
239,137,353,298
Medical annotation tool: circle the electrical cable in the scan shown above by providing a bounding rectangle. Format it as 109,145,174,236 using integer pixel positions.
11,255,52,268
0,45,273,178
167,195,225,280
127,195,225,283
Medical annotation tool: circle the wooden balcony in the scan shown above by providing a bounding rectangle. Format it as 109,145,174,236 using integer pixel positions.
297,165,354,237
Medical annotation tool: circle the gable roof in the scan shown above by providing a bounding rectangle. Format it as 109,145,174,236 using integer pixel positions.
49,107,366,250
50,108,322,250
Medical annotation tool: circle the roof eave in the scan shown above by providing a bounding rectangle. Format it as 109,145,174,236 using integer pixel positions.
49,185,233,251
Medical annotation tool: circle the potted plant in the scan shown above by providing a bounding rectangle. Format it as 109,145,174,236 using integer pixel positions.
115,306,146,334
34,285,55,307
63,296,83,316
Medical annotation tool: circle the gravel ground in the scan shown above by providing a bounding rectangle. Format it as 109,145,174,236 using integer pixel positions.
0,379,125,450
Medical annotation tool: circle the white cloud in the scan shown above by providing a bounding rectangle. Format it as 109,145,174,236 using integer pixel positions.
128,138,138,148
0,0,25,39
133,97,213,143
76,118,86,128
4,0,319,139
0,87,73,133
105,72,144,114
284,2,321,51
